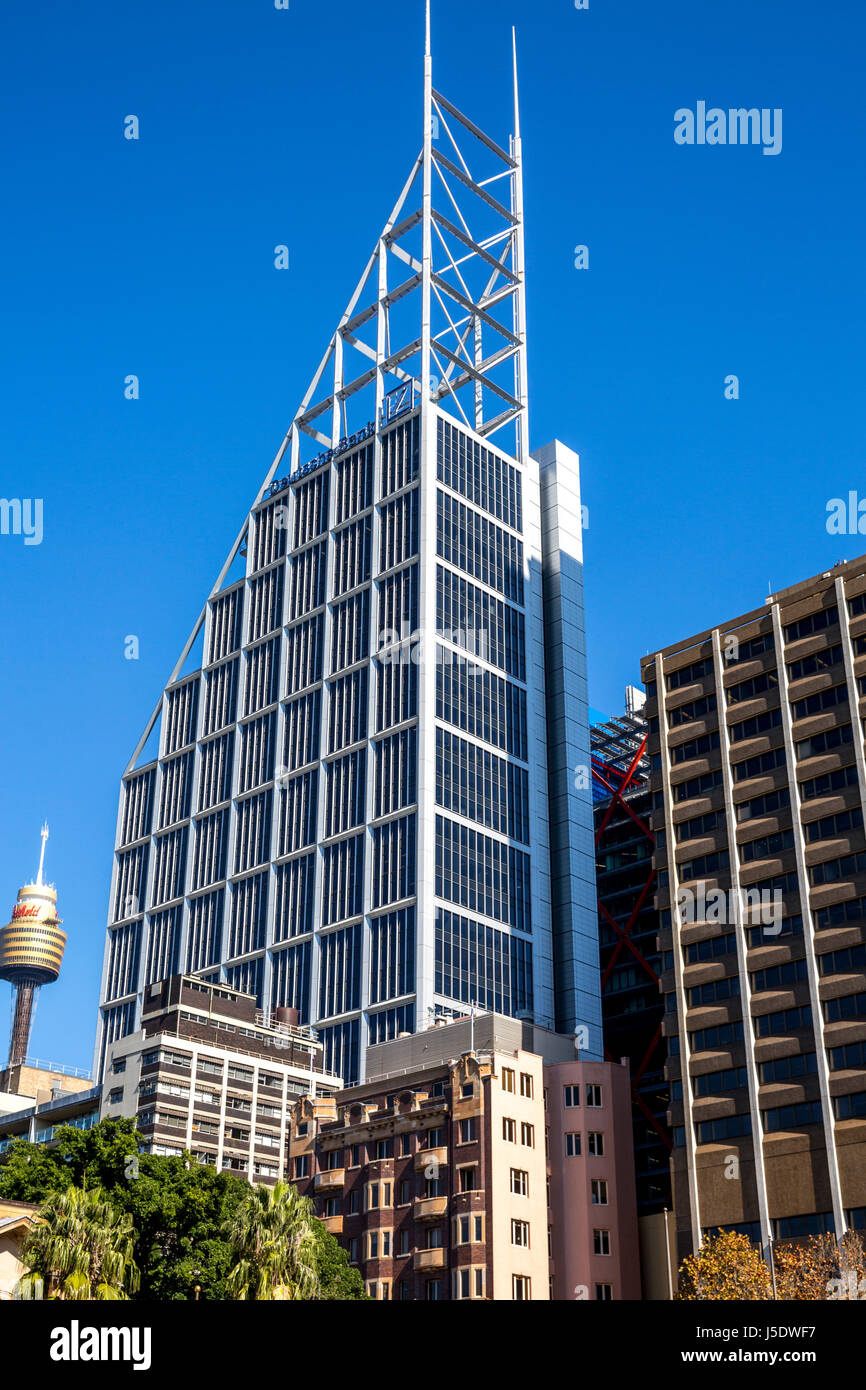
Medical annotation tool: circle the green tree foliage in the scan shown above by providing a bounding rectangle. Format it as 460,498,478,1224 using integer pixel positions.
311,1219,368,1300
1,1118,365,1301
0,1136,77,1202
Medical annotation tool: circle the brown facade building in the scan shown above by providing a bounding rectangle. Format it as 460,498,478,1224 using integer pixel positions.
642,556,866,1267
288,1014,640,1300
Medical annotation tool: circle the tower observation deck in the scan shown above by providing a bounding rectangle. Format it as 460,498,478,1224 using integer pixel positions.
0,825,66,1067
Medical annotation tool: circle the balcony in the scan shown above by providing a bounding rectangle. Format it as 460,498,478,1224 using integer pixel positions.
414,1195,448,1221
314,1167,345,1192
414,1247,446,1271
321,1215,343,1236
414,1146,447,1173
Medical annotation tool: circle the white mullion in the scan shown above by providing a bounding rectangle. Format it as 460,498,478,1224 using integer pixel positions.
771,602,847,1242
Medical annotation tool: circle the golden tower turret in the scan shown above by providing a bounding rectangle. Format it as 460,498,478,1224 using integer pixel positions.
0,825,66,1067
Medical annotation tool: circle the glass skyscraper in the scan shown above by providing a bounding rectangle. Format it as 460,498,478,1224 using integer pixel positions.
95,25,600,1084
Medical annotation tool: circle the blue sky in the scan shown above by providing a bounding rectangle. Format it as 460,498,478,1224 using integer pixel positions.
1,0,864,1067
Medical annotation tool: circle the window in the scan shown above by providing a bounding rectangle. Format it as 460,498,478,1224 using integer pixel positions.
458,1268,471,1300
366,1279,391,1300
591,1179,609,1206
763,1100,823,1133
667,656,714,689
694,1066,748,1097
511,1219,530,1248
502,1067,515,1092
824,993,866,1023
586,1084,603,1108
519,1072,533,1098
830,1040,866,1070
348,1190,359,1215
400,1133,411,1157
502,1116,516,1142
425,1126,445,1149
697,1114,753,1143
294,1155,309,1178
368,1232,379,1260
836,1092,866,1120
596,1283,613,1301
375,1138,393,1160
512,1274,531,1301
751,958,808,991
425,1227,443,1249
108,1087,124,1104
398,1229,411,1255
112,1058,126,1075
426,1280,443,1301
510,1168,528,1197
774,1213,834,1240
594,1229,611,1256
520,1122,535,1148
588,1132,604,1157
564,1084,580,1108
565,1132,581,1157
474,1215,482,1242
366,1180,392,1210
459,1165,479,1192
461,1082,474,1099
398,1179,411,1205
458,1216,470,1244
459,1117,477,1143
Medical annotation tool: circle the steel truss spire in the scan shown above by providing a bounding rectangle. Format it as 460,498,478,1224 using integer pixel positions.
128,18,528,769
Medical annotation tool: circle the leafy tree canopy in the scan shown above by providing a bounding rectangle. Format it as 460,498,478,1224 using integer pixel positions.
2,1118,365,1301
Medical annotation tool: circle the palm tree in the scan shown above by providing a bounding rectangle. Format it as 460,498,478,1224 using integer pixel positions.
223,1180,321,1300
18,1185,139,1300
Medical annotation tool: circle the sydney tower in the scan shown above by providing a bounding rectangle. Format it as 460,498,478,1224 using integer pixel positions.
0,825,67,1067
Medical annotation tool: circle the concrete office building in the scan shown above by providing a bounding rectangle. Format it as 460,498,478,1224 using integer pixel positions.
101,974,341,1181
94,19,599,1085
642,555,866,1267
288,1013,639,1301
